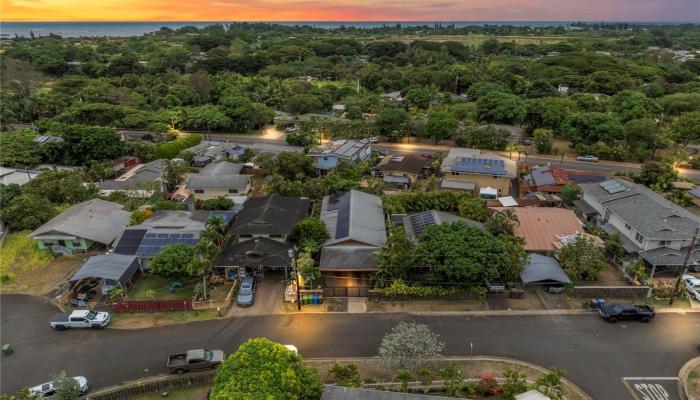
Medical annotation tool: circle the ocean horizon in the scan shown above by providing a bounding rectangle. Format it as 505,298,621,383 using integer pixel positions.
1,20,699,38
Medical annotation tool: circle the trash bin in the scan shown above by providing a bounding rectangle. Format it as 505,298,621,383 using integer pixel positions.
312,294,318,304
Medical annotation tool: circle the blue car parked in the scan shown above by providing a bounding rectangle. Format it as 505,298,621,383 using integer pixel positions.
236,276,256,307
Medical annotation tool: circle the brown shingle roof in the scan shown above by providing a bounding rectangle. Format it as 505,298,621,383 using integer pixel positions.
373,154,431,176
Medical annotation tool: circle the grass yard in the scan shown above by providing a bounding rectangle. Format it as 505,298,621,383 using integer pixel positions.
0,232,83,295
110,309,219,329
131,386,209,400
127,274,198,301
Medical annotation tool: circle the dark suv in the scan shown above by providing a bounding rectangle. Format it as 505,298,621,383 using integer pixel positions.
599,303,655,323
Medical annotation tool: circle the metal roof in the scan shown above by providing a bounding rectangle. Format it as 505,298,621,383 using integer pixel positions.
70,254,139,285
520,254,571,285
31,199,130,245
186,175,251,190
199,161,243,176
320,190,387,247
319,246,379,271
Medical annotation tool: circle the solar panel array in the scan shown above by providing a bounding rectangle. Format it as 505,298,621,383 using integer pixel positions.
113,229,147,255
334,193,351,239
136,232,198,256
599,179,627,194
409,211,437,237
452,157,507,175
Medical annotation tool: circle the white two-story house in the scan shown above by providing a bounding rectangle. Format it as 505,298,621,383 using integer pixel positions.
579,178,700,274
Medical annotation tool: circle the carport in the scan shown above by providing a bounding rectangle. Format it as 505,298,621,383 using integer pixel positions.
520,253,572,287
69,254,141,297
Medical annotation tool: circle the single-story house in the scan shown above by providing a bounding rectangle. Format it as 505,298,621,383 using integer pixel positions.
525,165,607,193
320,190,386,297
31,199,130,255
440,148,517,197
490,207,584,254
371,154,432,188
112,210,235,268
99,159,166,197
308,139,372,175
0,167,39,186
69,254,140,296
402,210,484,244
520,253,572,287
185,161,251,201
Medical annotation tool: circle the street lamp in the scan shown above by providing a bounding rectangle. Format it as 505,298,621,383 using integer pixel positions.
288,248,301,311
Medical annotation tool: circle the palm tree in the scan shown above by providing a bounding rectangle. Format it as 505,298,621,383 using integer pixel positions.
486,208,520,236
193,216,226,299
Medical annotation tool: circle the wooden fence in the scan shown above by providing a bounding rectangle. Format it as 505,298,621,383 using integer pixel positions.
113,299,192,313
82,371,214,400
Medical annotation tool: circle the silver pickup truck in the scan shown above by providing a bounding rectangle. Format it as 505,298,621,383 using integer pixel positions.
50,310,111,330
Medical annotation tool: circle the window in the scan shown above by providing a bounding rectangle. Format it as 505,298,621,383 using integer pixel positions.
194,189,204,194
451,171,460,176
492,175,501,179
659,240,671,246
624,223,631,230
323,156,328,161
497,188,502,193
635,232,644,243
228,189,237,194
72,240,82,247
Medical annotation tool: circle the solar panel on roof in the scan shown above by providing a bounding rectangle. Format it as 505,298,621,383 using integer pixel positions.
334,193,351,239
409,211,437,237
113,229,147,255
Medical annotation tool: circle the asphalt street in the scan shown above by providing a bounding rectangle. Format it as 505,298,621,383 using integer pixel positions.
1,294,698,399
194,133,700,183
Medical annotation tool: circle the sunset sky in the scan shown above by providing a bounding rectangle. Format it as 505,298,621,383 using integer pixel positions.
2,0,699,22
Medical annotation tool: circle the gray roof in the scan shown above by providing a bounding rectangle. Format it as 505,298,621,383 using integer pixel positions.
214,237,291,268
579,178,700,241
199,161,243,176
403,210,484,243
321,386,459,400
529,165,556,186
69,254,139,285
232,195,311,236
520,253,571,285
100,159,164,190
320,190,387,247
440,179,476,190
309,139,370,159
186,175,251,191
31,199,130,245
639,244,700,268
0,167,39,186
33,135,63,144
319,246,379,271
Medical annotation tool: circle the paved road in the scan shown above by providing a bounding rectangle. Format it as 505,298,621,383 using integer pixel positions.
191,133,700,183
1,295,698,399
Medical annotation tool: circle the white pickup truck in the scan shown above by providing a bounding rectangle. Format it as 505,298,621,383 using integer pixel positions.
50,310,111,330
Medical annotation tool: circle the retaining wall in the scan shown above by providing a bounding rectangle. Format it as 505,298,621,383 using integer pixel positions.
570,285,649,298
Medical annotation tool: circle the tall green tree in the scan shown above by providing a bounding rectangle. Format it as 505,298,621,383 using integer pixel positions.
424,110,458,144
374,228,414,288
0,194,57,231
558,236,606,281
150,243,197,277
211,338,322,400
476,91,526,124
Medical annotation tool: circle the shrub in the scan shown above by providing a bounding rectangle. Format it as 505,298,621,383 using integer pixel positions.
377,280,462,298
478,373,501,396
328,362,361,387
378,321,445,370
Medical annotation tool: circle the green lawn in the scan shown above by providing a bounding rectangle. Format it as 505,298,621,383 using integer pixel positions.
127,275,198,301
110,309,219,328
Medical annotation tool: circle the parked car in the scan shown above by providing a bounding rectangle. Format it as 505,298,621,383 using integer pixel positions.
598,303,655,323
236,276,256,307
368,136,378,144
484,278,505,293
29,376,89,398
50,310,110,330
521,138,532,146
167,349,225,374
576,155,599,162
683,274,700,301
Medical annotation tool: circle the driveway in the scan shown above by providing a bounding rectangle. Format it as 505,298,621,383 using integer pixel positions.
2,294,698,400
228,271,285,317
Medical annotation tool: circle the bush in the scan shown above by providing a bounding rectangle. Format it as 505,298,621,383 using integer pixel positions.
328,362,361,387
478,374,501,396
376,280,462,298
150,243,197,277
199,196,235,210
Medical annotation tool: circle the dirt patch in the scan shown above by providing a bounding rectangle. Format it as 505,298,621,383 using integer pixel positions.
551,138,577,157
507,289,545,311
367,299,488,313
0,252,84,296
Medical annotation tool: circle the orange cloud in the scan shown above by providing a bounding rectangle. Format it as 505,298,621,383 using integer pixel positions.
1,0,699,22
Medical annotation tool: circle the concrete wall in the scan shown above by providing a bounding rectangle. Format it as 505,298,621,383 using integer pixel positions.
570,285,649,298
191,184,251,200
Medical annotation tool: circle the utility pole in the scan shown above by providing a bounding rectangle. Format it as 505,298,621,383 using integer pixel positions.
669,227,698,305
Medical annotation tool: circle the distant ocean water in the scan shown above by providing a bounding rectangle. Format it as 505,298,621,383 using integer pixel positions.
1,20,694,38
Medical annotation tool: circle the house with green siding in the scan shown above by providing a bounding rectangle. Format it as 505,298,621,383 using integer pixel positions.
30,199,130,255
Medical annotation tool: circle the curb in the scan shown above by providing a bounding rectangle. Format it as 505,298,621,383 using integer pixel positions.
678,356,700,400
305,356,593,400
